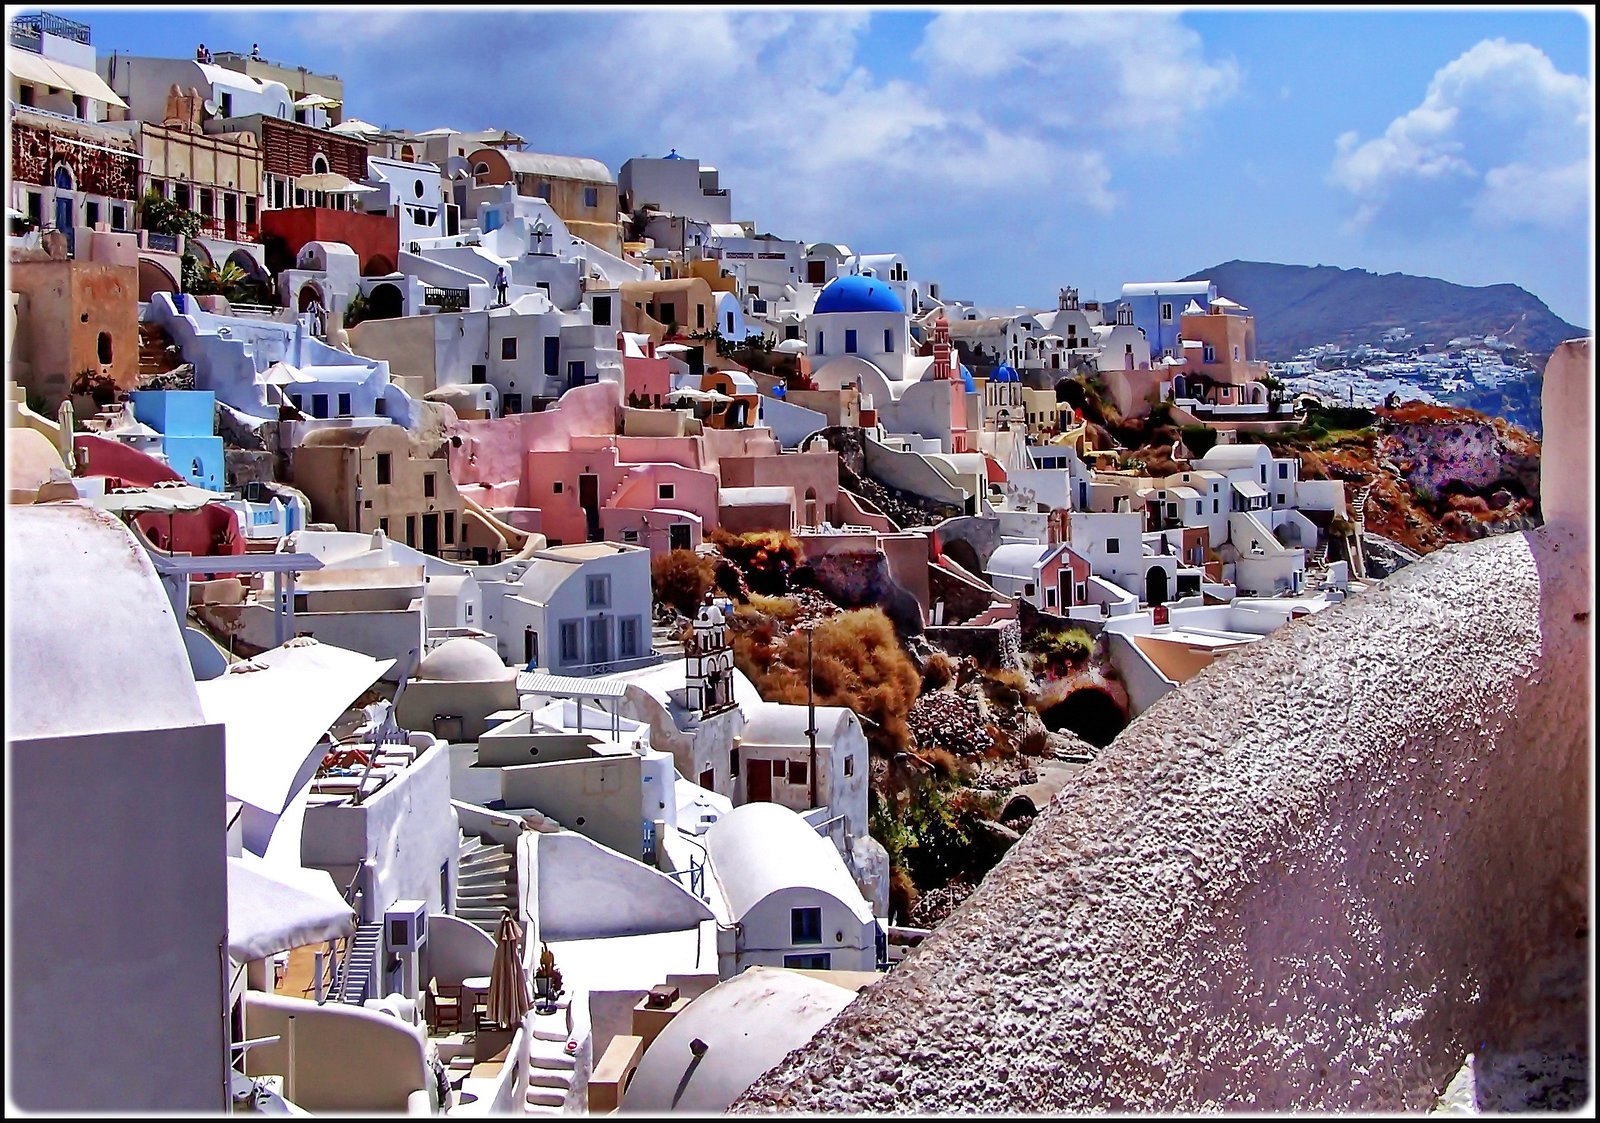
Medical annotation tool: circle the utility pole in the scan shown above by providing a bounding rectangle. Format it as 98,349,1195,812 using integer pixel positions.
805,625,817,809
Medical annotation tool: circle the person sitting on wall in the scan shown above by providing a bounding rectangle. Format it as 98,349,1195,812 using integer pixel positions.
196,43,208,62
250,43,263,61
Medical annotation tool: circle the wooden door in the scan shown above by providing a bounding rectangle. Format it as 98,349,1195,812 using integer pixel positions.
745,758,771,803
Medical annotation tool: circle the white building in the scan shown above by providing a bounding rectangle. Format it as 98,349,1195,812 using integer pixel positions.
364,155,445,250
502,542,656,674
705,802,879,978
619,150,732,225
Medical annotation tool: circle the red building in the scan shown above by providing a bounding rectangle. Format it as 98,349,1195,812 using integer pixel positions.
259,206,400,276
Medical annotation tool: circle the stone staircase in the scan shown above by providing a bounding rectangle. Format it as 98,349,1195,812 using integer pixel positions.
456,831,517,936
138,322,180,379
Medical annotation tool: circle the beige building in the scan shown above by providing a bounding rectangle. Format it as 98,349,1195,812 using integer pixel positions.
291,424,475,559
620,277,718,341
137,86,265,246
8,251,139,413
466,148,621,255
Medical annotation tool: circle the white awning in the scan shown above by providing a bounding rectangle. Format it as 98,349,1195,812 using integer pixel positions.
294,171,377,195
1232,480,1268,499
197,639,394,816
227,853,356,962
516,671,630,698
5,51,128,109
98,485,231,514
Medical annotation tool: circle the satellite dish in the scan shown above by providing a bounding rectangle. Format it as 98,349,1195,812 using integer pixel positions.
202,99,219,117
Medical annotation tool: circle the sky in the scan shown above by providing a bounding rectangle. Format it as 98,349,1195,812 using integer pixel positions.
60,5,1595,327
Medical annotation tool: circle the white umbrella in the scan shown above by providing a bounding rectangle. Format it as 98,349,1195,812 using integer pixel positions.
485,910,533,1029
262,361,312,385
295,172,377,195
655,343,694,354
294,93,341,109
774,338,808,355
329,117,379,136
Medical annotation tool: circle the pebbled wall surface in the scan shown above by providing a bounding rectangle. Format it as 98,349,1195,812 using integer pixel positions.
735,519,1590,1112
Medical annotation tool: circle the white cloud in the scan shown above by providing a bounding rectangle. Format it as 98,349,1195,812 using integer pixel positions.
1330,39,1592,232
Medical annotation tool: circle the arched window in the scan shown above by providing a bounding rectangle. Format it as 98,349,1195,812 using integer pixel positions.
53,165,74,191
400,144,415,163
311,153,330,175
97,332,113,365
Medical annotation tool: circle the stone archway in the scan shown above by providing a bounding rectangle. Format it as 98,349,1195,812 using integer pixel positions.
138,258,179,301
366,282,403,320
942,538,982,580
1040,687,1126,748
297,284,324,313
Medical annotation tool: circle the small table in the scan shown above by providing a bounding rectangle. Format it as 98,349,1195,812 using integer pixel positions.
460,976,491,1031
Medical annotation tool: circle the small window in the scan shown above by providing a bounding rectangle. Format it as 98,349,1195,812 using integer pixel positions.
97,332,113,365
405,515,417,546
729,747,739,775
658,483,675,501
111,204,126,230
791,907,822,945
884,329,893,353
1279,463,1289,478
18,83,34,107
619,616,640,658
311,394,329,419
379,517,389,533
444,512,455,544
471,364,487,384
844,755,854,777
586,575,610,608
784,953,832,970
337,392,351,416
621,528,638,543
1203,345,1216,364
1046,588,1057,606
696,303,705,329
584,186,598,208
788,760,808,787
560,620,582,664
815,331,823,355
424,473,436,498
845,329,857,354
85,200,100,228
503,394,522,414
553,480,563,494
1161,302,1173,321
591,295,612,325
1024,583,1035,597
501,337,517,360
1106,538,1120,554
312,154,330,175
660,303,676,326
376,453,392,485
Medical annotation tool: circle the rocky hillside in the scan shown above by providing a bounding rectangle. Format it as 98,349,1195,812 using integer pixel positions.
1181,260,1585,363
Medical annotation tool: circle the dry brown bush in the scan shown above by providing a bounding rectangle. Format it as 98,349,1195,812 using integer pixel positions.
651,550,717,617
920,650,954,693
709,528,805,596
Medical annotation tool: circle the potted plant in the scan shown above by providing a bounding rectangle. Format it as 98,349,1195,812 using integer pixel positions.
532,942,563,1014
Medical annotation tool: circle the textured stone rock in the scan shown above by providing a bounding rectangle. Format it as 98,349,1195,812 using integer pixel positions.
735,524,1590,1114
1363,531,1424,578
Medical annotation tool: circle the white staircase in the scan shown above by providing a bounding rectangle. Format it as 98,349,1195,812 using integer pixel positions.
523,1000,577,1115
332,923,382,1005
456,831,517,935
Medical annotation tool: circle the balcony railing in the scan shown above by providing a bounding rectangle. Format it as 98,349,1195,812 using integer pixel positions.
10,11,91,45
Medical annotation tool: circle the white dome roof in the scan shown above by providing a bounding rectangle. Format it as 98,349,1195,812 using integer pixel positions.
414,637,513,682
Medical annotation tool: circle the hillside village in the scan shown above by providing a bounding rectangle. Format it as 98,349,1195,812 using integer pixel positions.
5,13,1564,1116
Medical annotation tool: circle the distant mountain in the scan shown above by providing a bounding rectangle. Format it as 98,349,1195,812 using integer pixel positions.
1180,261,1586,364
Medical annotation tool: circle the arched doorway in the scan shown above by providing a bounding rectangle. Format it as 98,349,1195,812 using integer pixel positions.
363,255,396,278
297,284,323,313
52,165,74,231
1040,688,1126,748
942,538,982,580
366,283,403,320
804,486,818,528
138,258,179,301
1146,567,1169,606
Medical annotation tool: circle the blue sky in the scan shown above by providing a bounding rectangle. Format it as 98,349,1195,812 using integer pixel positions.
65,6,1594,326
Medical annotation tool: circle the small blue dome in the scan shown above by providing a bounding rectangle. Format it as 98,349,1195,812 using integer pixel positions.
991,363,1020,383
959,364,976,393
813,275,906,315
662,149,687,160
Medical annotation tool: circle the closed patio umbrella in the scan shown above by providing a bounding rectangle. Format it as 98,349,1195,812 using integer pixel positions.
485,909,533,1029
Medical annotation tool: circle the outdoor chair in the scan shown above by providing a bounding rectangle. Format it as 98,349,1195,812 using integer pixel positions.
428,979,462,1032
